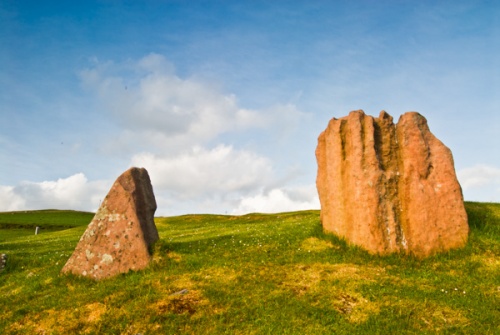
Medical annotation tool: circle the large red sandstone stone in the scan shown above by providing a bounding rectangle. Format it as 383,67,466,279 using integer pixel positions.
316,110,469,258
61,167,159,280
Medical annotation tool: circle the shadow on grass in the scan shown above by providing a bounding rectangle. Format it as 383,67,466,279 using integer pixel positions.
464,201,499,230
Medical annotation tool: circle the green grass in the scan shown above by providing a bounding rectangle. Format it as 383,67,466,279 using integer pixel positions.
0,202,499,334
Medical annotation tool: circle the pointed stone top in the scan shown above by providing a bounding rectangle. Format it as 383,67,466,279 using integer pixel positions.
378,110,393,122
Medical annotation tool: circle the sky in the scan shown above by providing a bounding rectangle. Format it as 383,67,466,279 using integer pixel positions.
1,0,499,216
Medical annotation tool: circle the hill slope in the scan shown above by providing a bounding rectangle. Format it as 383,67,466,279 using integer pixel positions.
0,202,499,334
0,209,94,230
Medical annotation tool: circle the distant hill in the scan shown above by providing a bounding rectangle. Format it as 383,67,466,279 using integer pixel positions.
0,209,94,230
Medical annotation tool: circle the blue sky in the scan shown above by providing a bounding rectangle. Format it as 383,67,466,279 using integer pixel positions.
1,1,499,215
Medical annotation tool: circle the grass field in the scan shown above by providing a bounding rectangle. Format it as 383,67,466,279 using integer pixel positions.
0,202,499,334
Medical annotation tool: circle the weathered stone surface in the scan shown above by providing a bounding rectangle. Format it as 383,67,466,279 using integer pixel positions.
316,110,469,258
61,167,159,280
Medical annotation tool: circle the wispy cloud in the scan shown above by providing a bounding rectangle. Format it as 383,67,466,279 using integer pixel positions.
79,53,274,152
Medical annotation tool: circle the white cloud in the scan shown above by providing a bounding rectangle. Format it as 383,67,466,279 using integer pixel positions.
457,164,500,202
0,174,110,212
131,145,274,200
233,185,320,214
457,165,500,189
129,143,320,215
0,186,25,212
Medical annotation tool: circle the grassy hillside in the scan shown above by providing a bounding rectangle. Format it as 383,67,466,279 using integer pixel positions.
0,202,499,334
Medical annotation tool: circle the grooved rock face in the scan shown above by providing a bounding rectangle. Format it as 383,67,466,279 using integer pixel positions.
316,110,469,258
61,167,159,280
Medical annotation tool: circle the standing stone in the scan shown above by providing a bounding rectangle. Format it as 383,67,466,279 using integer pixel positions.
61,167,159,280
0,254,6,272
316,110,469,258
